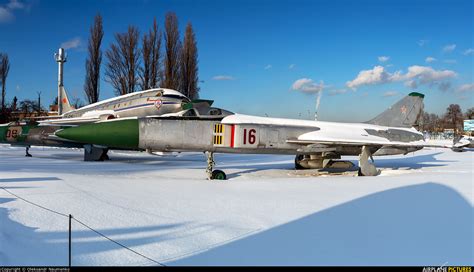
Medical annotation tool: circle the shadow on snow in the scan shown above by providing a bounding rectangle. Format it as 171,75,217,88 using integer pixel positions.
0,196,190,266
172,182,474,266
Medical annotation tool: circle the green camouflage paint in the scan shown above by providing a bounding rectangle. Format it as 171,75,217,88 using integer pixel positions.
55,119,139,149
0,123,37,143
408,92,425,98
0,125,8,142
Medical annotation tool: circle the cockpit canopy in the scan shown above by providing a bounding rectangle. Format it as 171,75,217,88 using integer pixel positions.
160,107,233,119
154,89,190,103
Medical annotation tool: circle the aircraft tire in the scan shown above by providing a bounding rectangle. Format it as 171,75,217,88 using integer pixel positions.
211,170,227,180
294,155,306,170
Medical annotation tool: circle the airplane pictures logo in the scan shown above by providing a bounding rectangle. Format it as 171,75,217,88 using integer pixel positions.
423,266,472,272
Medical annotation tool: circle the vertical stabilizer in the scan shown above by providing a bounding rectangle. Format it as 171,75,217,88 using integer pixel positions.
366,92,424,128
59,86,74,114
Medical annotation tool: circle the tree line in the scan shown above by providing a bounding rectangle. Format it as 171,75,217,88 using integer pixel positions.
0,53,11,123
0,12,473,131
420,104,474,133
86,12,199,104
0,11,199,122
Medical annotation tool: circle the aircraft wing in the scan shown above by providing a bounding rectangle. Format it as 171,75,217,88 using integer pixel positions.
287,139,448,148
29,115,62,120
287,130,450,149
37,116,101,126
38,109,118,126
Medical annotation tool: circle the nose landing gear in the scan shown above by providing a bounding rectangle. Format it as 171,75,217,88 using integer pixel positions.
205,151,227,180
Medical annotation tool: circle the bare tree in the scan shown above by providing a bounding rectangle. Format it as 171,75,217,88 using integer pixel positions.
105,26,141,96
105,43,127,95
421,111,430,131
11,96,17,111
430,113,441,132
444,104,463,133
465,107,474,120
84,14,104,104
180,22,200,99
71,97,85,109
140,18,162,90
19,99,36,115
421,112,443,132
163,12,181,91
0,53,10,111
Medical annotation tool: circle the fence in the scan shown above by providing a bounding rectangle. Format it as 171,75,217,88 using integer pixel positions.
0,186,166,267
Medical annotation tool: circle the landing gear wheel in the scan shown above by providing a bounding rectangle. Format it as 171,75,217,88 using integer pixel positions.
294,154,305,170
211,170,227,180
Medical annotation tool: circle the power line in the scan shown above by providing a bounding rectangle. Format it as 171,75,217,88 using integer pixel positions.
0,186,166,266
1,186,69,218
72,217,165,267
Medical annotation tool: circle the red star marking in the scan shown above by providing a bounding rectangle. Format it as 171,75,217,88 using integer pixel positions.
400,105,407,114
154,99,162,109
62,98,68,104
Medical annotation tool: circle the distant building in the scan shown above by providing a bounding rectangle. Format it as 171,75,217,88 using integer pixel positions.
8,104,59,121
464,120,474,132
464,120,474,136
443,129,455,139
9,110,57,121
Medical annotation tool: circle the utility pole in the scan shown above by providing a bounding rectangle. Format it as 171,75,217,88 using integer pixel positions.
54,48,67,115
36,91,41,114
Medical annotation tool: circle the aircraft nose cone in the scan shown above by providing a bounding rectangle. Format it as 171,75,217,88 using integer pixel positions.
55,119,139,149
55,128,72,140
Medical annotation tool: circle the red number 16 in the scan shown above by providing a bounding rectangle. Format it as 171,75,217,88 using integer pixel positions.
243,129,256,145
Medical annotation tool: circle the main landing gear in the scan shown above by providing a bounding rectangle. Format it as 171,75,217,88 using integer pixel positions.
294,146,381,176
84,144,109,161
205,151,227,180
358,146,381,176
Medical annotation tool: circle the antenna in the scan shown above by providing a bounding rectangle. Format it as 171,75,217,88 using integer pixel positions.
54,48,67,115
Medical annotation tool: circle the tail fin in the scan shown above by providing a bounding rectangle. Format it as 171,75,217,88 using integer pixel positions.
59,86,74,115
366,92,424,127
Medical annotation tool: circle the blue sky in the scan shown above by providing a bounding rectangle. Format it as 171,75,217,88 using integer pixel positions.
0,0,472,121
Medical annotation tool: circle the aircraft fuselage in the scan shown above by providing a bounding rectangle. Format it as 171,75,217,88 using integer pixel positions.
63,88,187,119
55,114,425,157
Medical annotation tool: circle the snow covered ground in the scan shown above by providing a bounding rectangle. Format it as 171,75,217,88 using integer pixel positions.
0,143,472,266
